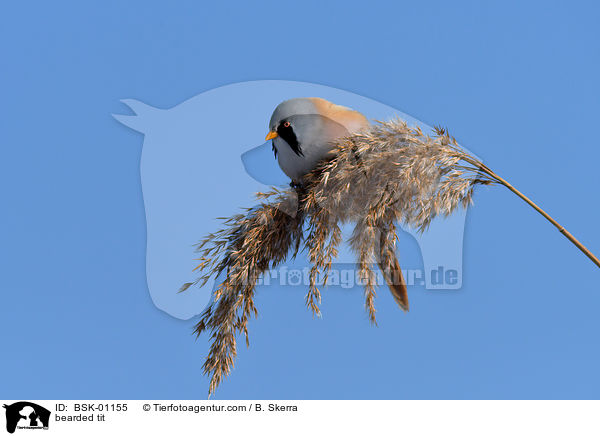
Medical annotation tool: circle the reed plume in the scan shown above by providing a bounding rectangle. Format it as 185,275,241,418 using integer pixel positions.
184,118,600,396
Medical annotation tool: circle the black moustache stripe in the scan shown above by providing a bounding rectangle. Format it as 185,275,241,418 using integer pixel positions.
277,122,303,156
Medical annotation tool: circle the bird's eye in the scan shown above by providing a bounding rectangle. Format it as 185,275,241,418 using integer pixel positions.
283,121,291,128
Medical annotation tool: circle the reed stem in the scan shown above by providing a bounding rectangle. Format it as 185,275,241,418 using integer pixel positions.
477,163,600,269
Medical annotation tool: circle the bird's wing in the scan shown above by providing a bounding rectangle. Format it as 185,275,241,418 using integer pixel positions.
377,226,409,312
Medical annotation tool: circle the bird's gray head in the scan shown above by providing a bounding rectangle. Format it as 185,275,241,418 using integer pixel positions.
267,98,321,132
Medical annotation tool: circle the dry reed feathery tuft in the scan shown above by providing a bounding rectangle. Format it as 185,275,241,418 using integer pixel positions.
186,119,600,396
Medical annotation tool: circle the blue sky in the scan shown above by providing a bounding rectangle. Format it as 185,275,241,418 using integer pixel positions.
1,1,599,399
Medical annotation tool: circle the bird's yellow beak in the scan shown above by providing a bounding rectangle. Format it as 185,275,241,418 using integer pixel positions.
265,131,278,141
